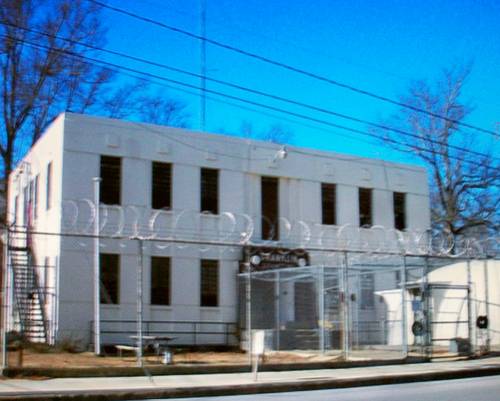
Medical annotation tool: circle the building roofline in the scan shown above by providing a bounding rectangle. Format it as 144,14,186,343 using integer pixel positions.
62,112,427,174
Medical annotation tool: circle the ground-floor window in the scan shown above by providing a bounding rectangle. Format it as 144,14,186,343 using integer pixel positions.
151,256,171,305
100,253,120,304
200,259,219,307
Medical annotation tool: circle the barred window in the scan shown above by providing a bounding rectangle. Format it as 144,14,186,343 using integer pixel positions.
200,168,218,214
151,256,171,305
100,253,120,304
100,156,121,205
261,176,279,240
321,183,336,225
23,186,28,226
14,195,18,224
33,175,39,220
359,188,373,227
393,192,406,231
200,259,218,307
152,162,172,210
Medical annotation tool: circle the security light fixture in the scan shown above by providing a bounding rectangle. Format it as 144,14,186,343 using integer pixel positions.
275,146,288,161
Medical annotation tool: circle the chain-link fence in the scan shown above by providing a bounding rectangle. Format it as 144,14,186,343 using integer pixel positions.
1,220,499,368
239,253,500,360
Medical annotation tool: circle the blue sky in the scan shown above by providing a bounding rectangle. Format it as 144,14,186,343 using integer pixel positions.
99,0,500,165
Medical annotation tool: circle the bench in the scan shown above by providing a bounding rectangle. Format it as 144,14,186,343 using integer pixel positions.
115,345,139,358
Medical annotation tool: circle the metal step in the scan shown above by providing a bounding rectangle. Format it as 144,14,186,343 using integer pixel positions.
8,227,49,344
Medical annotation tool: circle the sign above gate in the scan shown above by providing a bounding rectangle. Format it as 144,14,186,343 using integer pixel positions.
240,246,310,273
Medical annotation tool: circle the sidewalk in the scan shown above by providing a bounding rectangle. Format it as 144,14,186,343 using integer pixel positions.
0,357,499,401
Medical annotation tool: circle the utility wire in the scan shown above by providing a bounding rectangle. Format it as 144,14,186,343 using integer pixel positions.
3,33,495,171
0,33,403,168
98,68,388,157
4,22,497,163
87,0,499,140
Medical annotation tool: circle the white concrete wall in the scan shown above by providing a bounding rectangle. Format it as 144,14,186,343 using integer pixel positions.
9,112,431,346
7,114,66,342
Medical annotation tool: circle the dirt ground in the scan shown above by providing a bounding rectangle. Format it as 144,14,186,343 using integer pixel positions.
7,348,344,369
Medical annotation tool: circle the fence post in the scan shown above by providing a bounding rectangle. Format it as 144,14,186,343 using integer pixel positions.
466,258,473,355
136,239,144,368
1,228,10,370
342,252,350,361
275,270,280,351
92,177,101,356
423,256,431,358
401,255,408,358
246,262,252,365
483,260,490,352
319,265,325,354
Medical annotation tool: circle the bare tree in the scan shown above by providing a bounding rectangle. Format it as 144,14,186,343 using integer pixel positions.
0,0,113,192
0,0,189,210
135,95,189,128
378,65,500,243
239,121,294,144
102,81,190,127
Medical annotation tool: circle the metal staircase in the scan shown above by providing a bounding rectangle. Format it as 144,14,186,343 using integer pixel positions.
8,226,49,343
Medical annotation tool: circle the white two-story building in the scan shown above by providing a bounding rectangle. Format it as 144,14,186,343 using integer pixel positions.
6,112,430,348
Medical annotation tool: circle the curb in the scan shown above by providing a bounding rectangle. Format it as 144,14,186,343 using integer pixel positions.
2,357,428,378
1,365,499,401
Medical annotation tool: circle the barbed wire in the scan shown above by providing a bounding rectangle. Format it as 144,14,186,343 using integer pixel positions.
18,200,497,259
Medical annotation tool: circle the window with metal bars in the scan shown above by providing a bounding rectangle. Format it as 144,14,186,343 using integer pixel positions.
261,176,279,240
321,183,337,225
100,253,120,304
200,259,218,307
200,168,218,214
152,162,172,210
393,192,406,231
359,187,373,227
33,175,39,220
100,155,121,205
14,195,18,224
23,186,28,226
150,256,171,305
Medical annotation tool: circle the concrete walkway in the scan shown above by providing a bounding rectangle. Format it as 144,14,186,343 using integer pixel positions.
1,357,500,400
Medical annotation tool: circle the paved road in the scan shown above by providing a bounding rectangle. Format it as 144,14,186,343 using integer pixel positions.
142,375,500,401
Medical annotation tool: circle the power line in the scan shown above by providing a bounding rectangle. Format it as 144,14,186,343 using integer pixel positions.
101,67,388,157
4,22,497,163
87,0,499,140
0,33,397,168
3,33,495,171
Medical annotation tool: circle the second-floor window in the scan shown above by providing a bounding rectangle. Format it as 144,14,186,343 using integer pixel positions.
200,168,218,214
359,187,373,227
46,162,52,210
100,155,121,205
261,176,279,240
201,259,219,307
393,192,406,230
152,162,172,210
321,183,337,225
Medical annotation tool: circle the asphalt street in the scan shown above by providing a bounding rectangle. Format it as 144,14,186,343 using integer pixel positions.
142,375,500,401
